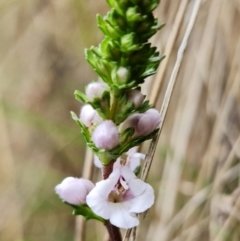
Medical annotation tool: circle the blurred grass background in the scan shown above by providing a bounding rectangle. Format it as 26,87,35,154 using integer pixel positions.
0,0,240,241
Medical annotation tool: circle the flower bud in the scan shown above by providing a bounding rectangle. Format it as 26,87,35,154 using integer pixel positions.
126,6,142,22
92,120,120,150
55,177,94,205
116,66,130,84
80,104,103,127
127,89,145,108
121,108,161,137
121,33,136,50
85,82,109,101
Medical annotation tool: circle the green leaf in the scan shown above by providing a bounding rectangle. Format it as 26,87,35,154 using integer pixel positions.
64,202,105,222
133,165,141,176
111,129,159,156
107,9,126,29
126,6,143,23
70,111,99,153
120,127,135,143
97,14,123,39
74,90,88,103
106,0,127,15
120,33,141,52
141,0,160,13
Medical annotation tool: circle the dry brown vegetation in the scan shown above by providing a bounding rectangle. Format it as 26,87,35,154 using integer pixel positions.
0,0,240,241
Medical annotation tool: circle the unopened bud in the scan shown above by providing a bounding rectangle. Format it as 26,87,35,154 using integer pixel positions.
55,177,94,205
92,120,120,150
116,66,130,84
85,82,109,101
121,108,161,137
80,104,103,127
126,6,142,22
127,89,145,108
121,33,135,50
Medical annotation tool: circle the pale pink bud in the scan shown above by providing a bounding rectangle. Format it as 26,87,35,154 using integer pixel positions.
92,120,120,150
55,177,94,205
80,104,103,127
121,108,161,137
85,82,109,101
116,67,129,84
127,89,145,108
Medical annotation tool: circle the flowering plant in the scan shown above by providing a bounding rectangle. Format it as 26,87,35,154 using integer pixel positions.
55,0,164,240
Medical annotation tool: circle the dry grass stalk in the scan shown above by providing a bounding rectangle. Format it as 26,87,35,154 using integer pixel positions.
0,91,23,241
213,195,240,241
124,1,203,240
149,0,190,105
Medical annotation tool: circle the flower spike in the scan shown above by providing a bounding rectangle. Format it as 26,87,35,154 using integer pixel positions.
56,0,164,239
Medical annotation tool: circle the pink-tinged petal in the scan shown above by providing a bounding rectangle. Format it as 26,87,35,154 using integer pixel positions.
86,188,110,219
128,152,145,162
109,202,139,229
81,179,95,193
126,147,138,156
113,158,122,170
128,184,154,213
93,169,121,199
120,177,129,190
121,166,148,197
127,152,145,172
80,104,102,127
120,166,136,183
137,109,161,136
56,177,75,193
119,113,141,133
55,177,94,205
127,89,145,109
92,120,120,150
94,155,102,168
127,179,147,196
86,82,109,101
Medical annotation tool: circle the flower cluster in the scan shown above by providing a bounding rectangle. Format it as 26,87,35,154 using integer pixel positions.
56,152,154,229
56,0,164,237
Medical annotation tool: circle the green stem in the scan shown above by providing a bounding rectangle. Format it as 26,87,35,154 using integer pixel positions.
109,93,119,121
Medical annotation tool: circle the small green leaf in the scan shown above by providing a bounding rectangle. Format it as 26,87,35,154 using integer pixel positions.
133,165,141,176
74,90,88,103
106,0,127,16
120,127,135,143
64,202,105,222
111,129,159,156
97,14,123,39
126,7,143,23
71,111,99,153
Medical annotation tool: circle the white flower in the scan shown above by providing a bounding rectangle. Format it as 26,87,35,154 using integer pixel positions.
55,177,94,205
92,120,120,150
86,166,154,229
80,104,103,127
